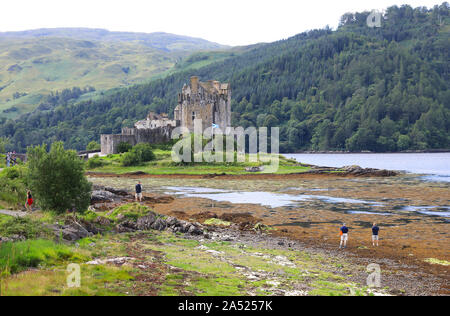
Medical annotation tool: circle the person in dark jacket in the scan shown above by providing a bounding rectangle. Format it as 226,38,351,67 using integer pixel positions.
372,223,380,247
339,223,349,249
135,181,143,202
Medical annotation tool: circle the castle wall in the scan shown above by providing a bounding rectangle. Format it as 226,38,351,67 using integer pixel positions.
101,134,136,155
122,126,174,144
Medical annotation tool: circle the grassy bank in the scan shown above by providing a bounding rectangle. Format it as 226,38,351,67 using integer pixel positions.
88,150,311,175
0,204,378,296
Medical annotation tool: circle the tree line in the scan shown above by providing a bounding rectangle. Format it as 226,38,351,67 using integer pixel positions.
0,3,448,152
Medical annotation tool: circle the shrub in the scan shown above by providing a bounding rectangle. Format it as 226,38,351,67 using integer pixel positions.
86,141,101,151
117,142,132,153
121,144,155,166
132,143,156,162
122,151,141,167
87,155,106,169
0,216,51,239
27,142,92,214
0,166,27,206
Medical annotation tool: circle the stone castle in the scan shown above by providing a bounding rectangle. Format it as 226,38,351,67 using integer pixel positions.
100,76,231,155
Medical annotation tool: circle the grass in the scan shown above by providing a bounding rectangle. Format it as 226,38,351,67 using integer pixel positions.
89,151,311,175
0,264,134,296
0,239,86,275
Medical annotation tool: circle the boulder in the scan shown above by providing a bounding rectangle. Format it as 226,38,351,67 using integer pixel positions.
245,166,264,172
151,218,167,231
136,213,157,230
91,190,118,203
115,220,137,233
94,216,111,227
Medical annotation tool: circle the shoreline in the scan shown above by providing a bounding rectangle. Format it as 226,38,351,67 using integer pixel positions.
284,150,450,154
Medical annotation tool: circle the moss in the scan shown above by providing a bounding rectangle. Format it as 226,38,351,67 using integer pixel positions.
204,218,231,227
107,203,154,222
424,258,450,266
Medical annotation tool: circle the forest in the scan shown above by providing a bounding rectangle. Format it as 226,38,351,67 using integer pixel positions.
1,3,448,153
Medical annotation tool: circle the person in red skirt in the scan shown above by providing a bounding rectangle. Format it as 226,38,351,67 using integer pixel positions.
26,190,33,211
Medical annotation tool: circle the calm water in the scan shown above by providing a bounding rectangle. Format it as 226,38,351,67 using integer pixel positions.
284,153,450,183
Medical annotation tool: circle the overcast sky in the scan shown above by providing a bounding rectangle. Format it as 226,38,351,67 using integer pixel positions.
0,0,444,46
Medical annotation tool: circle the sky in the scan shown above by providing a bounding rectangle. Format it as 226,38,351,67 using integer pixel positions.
0,0,444,46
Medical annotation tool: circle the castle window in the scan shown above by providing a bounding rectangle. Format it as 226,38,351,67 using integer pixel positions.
192,112,196,121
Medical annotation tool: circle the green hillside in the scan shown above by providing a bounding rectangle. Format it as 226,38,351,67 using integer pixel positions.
1,3,449,152
0,30,228,118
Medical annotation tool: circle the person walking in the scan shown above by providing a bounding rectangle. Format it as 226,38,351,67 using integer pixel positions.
135,181,143,202
26,190,33,211
6,152,10,168
339,223,349,249
372,223,380,247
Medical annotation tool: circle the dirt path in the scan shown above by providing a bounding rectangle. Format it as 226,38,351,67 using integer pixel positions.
0,210,27,217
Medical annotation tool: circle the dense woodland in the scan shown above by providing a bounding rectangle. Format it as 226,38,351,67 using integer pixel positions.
1,3,449,153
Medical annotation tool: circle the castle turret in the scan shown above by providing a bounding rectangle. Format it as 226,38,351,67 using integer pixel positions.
190,76,199,94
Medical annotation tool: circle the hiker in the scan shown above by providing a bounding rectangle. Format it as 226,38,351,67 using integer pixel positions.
339,223,349,249
26,190,33,211
372,223,380,247
6,152,11,167
135,181,143,202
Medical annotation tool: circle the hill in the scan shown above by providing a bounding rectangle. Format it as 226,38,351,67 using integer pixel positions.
0,29,229,118
0,28,227,52
1,3,449,152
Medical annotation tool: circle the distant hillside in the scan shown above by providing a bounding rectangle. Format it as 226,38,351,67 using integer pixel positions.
0,29,229,118
1,3,449,153
0,28,228,52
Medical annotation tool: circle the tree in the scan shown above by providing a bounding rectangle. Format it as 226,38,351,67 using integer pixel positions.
0,137,9,153
27,142,92,214
86,141,101,151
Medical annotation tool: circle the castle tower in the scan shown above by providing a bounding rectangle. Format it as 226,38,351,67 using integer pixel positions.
177,76,231,132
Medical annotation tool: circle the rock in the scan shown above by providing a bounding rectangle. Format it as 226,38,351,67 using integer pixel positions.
94,216,111,226
61,226,91,241
0,235,25,243
115,220,137,233
91,190,118,203
188,224,203,235
86,257,134,266
136,213,157,230
165,216,179,227
245,166,264,172
151,218,167,231
104,187,130,196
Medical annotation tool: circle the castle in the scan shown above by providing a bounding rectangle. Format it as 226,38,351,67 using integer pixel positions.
100,76,231,155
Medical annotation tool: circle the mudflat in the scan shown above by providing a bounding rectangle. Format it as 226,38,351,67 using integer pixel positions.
89,172,450,295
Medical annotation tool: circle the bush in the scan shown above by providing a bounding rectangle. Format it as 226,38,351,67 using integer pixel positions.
122,151,141,167
0,216,51,239
86,141,101,151
132,143,156,162
117,142,132,153
27,142,92,214
121,144,155,166
0,166,27,206
86,155,106,169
